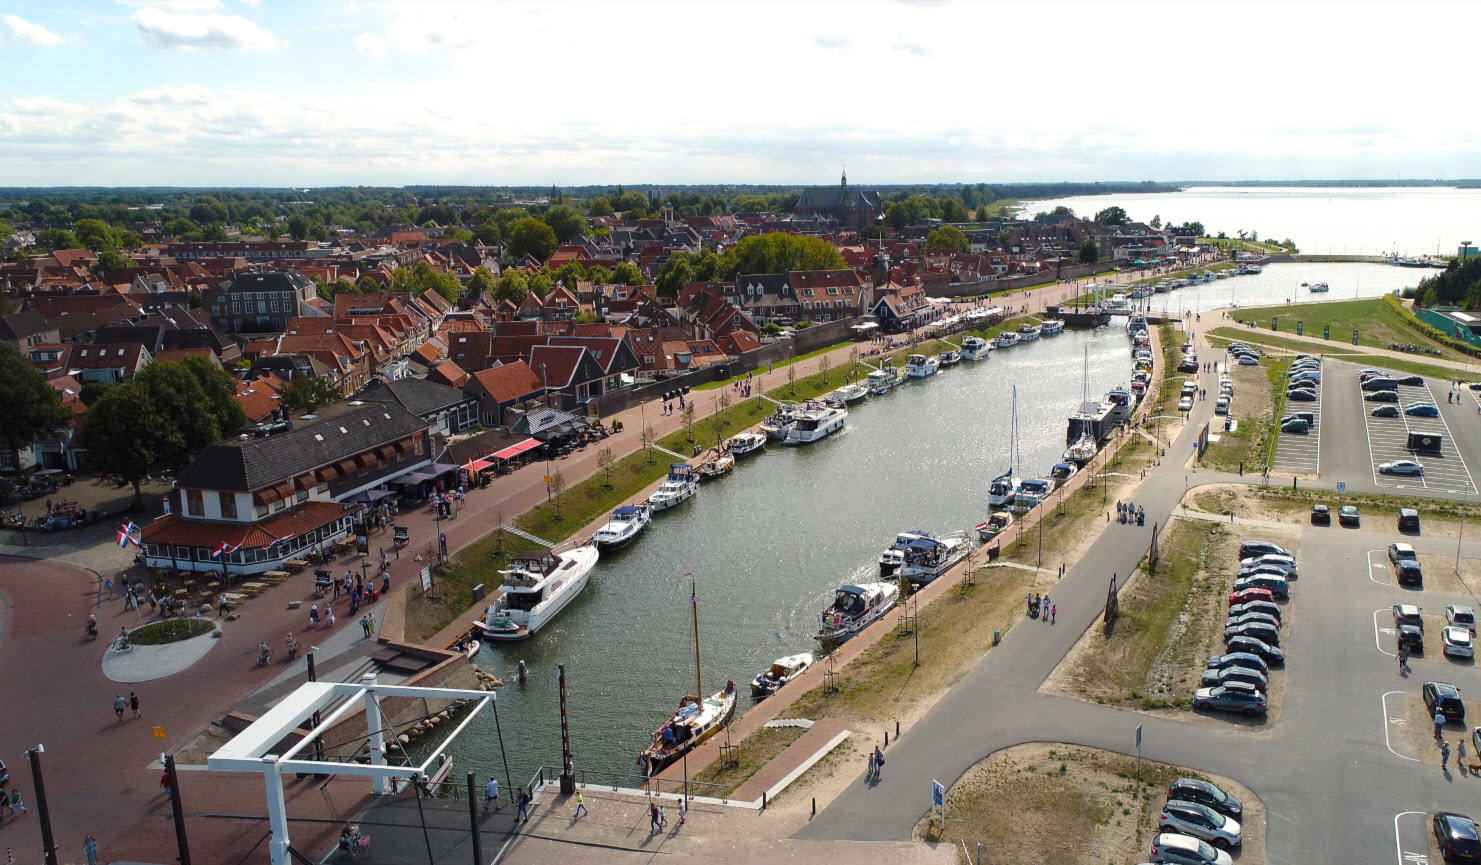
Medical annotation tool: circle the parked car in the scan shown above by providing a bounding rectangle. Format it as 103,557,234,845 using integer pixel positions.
1290,373,1321,385
1159,800,1244,849
1398,623,1425,651
1238,356,1261,366
1200,665,1269,692
1364,390,1400,402
1286,389,1316,401
1447,606,1477,633
1237,564,1296,581
1444,627,1475,659
1371,405,1401,417
1397,375,1426,386
1225,622,1281,646
1388,543,1418,565
1167,779,1243,819
1227,586,1275,605
1406,403,1441,418
1399,508,1421,532
1432,812,1481,863
1224,634,1284,664
1394,604,1425,631
1229,600,1283,623
1380,460,1425,476
1363,377,1400,391
1232,575,1289,600
1178,360,1200,373
1206,653,1268,676
1179,396,1195,412
1339,505,1360,526
1396,560,1425,587
1424,681,1466,722
1310,504,1331,525
1280,418,1310,433
1225,611,1281,631
1279,413,1315,426
1241,552,1297,569
1193,681,1268,717
1149,832,1234,865
1238,541,1291,559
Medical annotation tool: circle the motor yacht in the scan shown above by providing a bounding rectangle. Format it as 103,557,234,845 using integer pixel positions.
648,463,698,511
1040,319,1065,335
783,401,847,445
895,530,972,585
814,581,899,645
592,503,651,550
866,366,898,395
961,336,991,359
759,404,799,440
825,383,869,408
938,349,961,367
727,432,766,457
473,545,599,641
751,653,813,698
974,511,1014,542
992,331,1020,349
1011,477,1053,511
904,354,940,378
1017,323,1042,341
1308,281,1330,293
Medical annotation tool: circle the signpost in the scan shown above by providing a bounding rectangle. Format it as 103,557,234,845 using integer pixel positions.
1337,481,1346,494
1135,723,1143,778
931,779,946,829
1296,321,1303,336
1324,325,1331,340
419,566,432,592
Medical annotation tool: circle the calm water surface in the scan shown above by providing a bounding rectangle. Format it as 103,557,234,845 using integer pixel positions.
1027,186,1481,257
446,327,1135,784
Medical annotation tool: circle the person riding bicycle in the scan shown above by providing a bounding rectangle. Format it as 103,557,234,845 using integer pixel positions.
86,615,98,638
116,627,130,650
258,641,272,665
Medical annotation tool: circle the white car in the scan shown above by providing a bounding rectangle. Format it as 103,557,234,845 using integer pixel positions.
1447,605,1477,633
1159,800,1243,849
1179,397,1194,412
1239,553,1297,571
1443,627,1475,658
1237,356,1260,366
1379,460,1425,476
1149,832,1234,865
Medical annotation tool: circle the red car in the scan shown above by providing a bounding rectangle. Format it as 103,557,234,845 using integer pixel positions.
1229,587,1275,606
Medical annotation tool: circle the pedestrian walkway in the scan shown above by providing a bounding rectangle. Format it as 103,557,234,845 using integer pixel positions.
101,620,222,683
501,524,555,548
731,718,851,804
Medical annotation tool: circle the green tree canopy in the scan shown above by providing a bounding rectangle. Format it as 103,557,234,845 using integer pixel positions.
180,355,247,435
655,253,694,298
610,261,644,286
586,197,614,217
472,221,501,246
553,260,588,289
133,361,220,466
718,233,845,278
74,218,121,251
926,226,970,252
35,228,80,252
612,190,648,214
1078,238,1099,264
1051,205,1075,216
0,343,74,471
93,248,129,275
78,380,115,407
493,271,528,304
542,205,587,243
79,382,170,498
1094,206,1129,226
939,199,970,223
467,266,496,297
278,375,343,412
506,217,558,262
189,196,230,225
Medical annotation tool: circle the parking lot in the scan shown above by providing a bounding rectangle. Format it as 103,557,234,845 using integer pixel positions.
1360,377,1476,494
1273,374,1321,476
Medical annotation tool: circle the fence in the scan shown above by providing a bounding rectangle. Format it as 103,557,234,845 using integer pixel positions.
526,764,736,803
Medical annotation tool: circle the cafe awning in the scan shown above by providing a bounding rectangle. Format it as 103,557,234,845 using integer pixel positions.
490,438,539,461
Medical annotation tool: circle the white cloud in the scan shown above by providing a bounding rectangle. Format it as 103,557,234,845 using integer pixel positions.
891,39,926,55
131,8,278,51
813,34,851,50
4,14,65,47
114,0,224,9
129,84,216,105
354,32,386,57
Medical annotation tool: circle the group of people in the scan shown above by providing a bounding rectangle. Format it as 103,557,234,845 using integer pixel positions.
1026,593,1055,624
866,744,886,780
1115,500,1145,526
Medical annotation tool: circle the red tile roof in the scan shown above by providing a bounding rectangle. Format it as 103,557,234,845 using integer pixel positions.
141,500,356,549
468,361,543,404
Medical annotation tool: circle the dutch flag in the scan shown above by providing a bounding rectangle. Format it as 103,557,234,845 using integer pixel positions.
117,521,139,548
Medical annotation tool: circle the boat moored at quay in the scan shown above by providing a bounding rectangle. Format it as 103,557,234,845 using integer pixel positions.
648,463,698,511
904,353,940,378
474,545,600,641
961,336,992,359
783,401,847,445
815,581,899,644
592,503,651,550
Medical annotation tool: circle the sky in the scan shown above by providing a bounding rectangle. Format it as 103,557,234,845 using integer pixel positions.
1,0,1477,188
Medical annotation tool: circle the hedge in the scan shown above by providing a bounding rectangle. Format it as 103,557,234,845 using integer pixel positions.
1385,295,1481,359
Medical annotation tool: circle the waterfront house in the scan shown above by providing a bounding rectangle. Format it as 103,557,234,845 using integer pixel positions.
356,377,478,436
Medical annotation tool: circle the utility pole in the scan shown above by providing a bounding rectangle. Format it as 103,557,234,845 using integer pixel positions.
27,745,58,865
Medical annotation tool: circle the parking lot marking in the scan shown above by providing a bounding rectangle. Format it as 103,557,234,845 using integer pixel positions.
1374,608,1397,657
1394,810,1430,865
1275,372,1321,475
1359,373,1476,494
1381,691,1423,762
1368,549,1390,586
1420,379,1477,493
1361,383,1383,488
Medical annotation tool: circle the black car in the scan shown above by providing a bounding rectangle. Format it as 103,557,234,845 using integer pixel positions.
1225,634,1285,664
1425,681,1466,722
1226,622,1281,646
1238,541,1291,559
1178,360,1199,373
1200,665,1269,692
1311,504,1330,525
1286,389,1318,401
1229,600,1283,623
1398,375,1426,386
1434,812,1481,862
1167,778,1243,819
1278,412,1316,427
1398,623,1424,651
1339,505,1360,526
1399,508,1421,532
1397,560,1424,587
1364,389,1400,403
1207,652,1269,675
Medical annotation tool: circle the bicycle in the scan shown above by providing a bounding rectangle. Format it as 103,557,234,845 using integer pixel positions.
339,826,371,858
109,637,133,654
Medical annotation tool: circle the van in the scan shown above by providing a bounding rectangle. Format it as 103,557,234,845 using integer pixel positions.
1362,377,1399,391
1398,509,1421,533
1181,381,1199,396
1215,398,1229,415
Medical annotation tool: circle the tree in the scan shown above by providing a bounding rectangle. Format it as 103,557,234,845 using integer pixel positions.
0,343,73,475
78,382,169,502
586,197,614,217
528,272,553,299
93,247,128,276
818,353,831,384
587,264,612,285
472,221,502,246
417,204,458,227
542,205,587,243
493,271,528,304
640,424,657,463
1094,206,1129,226
718,233,844,278
926,226,970,252
189,196,230,225
1051,205,1075,216
681,403,696,442
1078,238,1099,264
760,321,783,338
939,198,970,223
506,218,557,262
287,214,325,241
1149,214,1162,229
35,228,80,251
0,291,11,316
655,252,695,298
613,190,648,214
279,376,343,412
596,446,615,488
467,266,496,298
79,380,115,406
132,361,221,467
848,345,860,377
786,362,797,395
885,195,931,232
180,355,248,435
74,218,119,251
610,261,643,286
553,260,587,289
549,469,567,519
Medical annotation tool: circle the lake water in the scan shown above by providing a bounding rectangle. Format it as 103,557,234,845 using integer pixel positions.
443,327,1136,787
1025,186,1481,257
1137,261,1419,317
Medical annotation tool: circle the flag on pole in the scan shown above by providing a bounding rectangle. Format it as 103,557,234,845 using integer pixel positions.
263,533,294,548
117,521,140,548
210,542,231,559
58,440,66,455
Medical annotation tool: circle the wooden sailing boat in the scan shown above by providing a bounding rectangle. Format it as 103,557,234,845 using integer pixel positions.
637,577,737,777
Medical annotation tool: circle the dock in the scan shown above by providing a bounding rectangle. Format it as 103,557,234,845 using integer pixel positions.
1045,304,1111,328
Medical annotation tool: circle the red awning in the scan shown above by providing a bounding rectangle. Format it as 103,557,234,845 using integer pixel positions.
466,459,494,473
490,438,539,460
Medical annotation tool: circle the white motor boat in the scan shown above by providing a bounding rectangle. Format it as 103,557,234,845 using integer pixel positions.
825,383,868,408
1129,285,1153,299
639,682,737,776
1017,323,1041,341
783,401,847,445
866,366,898,395
975,511,1014,543
1049,461,1078,486
1011,477,1053,511
1154,280,1175,293
592,503,651,550
727,432,766,457
648,463,698,511
896,530,972,585
759,404,799,440
961,336,991,359
751,652,813,698
992,331,1020,349
987,469,1021,507
1106,293,1130,313
938,349,961,368
815,581,899,644
1308,281,1330,293
473,545,599,641
1040,319,1065,335
904,354,940,378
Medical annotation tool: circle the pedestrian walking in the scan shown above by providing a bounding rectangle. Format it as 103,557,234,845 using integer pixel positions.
161,768,171,799
872,746,885,778
309,604,320,627
1051,604,1057,624
326,607,336,627
9,788,25,816
866,749,876,780
218,594,229,617
1398,645,1409,672
130,691,140,719
649,801,660,833
1436,709,1447,740
516,788,531,823
1442,740,1452,771
104,577,114,600
574,791,588,818
146,589,156,611
114,694,126,721
368,612,376,633
659,803,667,829
360,615,371,637
484,776,500,810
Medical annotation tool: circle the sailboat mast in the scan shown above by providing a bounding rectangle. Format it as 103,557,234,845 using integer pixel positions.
691,576,702,697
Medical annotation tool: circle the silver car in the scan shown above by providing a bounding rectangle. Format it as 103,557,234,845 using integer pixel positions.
1159,800,1244,849
1443,627,1475,659
1149,832,1234,865
1379,460,1424,476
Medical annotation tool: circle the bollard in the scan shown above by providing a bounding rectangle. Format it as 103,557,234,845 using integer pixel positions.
1292,476,1298,490
884,731,889,746
895,720,900,738
762,790,767,810
811,797,816,817
518,660,527,685
993,630,1001,645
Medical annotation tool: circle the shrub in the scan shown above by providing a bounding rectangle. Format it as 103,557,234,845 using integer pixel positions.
130,618,214,645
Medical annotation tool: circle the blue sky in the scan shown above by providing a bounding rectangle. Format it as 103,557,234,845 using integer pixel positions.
3,1,1478,187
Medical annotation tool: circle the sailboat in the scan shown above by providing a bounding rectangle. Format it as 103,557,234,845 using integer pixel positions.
638,579,737,777
1063,346,1100,463
987,386,1022,506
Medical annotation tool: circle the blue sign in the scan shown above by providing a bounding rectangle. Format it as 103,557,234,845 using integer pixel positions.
1324,325,1331,340
1337,482,1345,494
1296,321,1303,336
932,780,945,807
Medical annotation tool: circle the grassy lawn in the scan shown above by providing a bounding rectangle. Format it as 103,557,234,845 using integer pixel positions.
1199,358,1276,473
1189,483,1481,526
1199,236,1289,255
688,724,806,795
1206,327,1466,381
917,745,1266,865
1231,297,1471,364
694,341,864,391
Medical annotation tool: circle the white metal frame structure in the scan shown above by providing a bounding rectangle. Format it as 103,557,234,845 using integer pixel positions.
208,673,492,865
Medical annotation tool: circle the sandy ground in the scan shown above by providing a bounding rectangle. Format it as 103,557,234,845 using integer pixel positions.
913,744,1266,865
172,721,236,765
1204,359,1278,474
1387,693,1481,770
1043,517,1299,730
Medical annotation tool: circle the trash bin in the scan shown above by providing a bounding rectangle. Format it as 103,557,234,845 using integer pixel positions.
992,630,1001,646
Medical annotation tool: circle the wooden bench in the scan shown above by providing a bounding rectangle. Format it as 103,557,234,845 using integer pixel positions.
282,559,308,574
240,582,268,593
260,571,290,583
